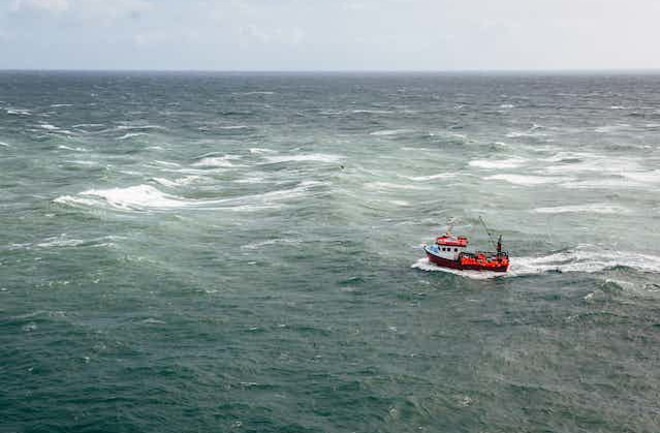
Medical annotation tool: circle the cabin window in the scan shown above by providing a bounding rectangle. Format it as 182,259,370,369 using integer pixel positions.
455,248,458,252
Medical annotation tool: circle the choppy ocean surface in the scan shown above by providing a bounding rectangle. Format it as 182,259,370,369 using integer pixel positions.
2,71,660,432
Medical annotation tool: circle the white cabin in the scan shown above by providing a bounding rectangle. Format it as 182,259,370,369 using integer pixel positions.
435,234,469,260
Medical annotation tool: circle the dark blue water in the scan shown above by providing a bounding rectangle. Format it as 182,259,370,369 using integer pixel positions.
2,71,660,432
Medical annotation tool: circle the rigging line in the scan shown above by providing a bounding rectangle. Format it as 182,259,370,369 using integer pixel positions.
478,216,498,250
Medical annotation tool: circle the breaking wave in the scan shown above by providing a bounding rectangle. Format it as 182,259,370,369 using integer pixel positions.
53,180,322,213
55,185,187,211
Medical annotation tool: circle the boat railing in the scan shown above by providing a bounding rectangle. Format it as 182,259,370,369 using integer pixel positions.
460,251,509,259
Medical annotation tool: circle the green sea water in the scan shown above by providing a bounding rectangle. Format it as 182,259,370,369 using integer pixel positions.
2,72,660,432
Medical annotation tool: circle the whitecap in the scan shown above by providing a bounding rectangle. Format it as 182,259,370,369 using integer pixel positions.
71,123,105,128
58,145,87,152
193,156,244,168
152,176,201,187
351,109,391,114
217,182,323,209
401,173,454,182
152,178,180,188
79,185,186,210
53,195,99,208
484,174,569,186
0,141,10,147
363,181,430,190
506,131,547,138
499,104,515,109
241,238,300,250
22,323,38,332
542,156,641,175
56,181,320,213
263,154,343,164
218,125,249,130
370,129,411,137
400,147,437,153
469,157,526,169
560,178,647,189
236,91,275,96
595,124,631,133
8,242,34,251
249,148,275,154
298,180,329,188
254,185,310,201
116,132,148,140
6,108,31,116
36,237,87,248
116,124,165,131
621,170,660,184
141,318,166,325
152,160,181,167
233,176,266,184
225,204,283,212
65,160,98,166
532,204,631,215
39,124,60,131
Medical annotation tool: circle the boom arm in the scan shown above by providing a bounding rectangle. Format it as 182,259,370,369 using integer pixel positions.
478,216,498,250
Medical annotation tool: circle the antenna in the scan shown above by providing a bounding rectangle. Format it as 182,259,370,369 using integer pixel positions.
478,216,498,250
446,217,458,235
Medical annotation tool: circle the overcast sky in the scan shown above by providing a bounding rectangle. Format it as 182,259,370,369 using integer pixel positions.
1,0,659,71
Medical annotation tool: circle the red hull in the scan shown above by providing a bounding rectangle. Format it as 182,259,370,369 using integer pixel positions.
426,252,509,273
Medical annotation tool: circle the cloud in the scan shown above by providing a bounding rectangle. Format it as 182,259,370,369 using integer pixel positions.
3,0,660,70
11,0,69,12
11,0,151,21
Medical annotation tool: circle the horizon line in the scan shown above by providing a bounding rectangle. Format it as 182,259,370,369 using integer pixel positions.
1,67,660,75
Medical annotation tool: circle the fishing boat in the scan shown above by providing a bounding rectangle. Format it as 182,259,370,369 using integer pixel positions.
423,218,509,273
